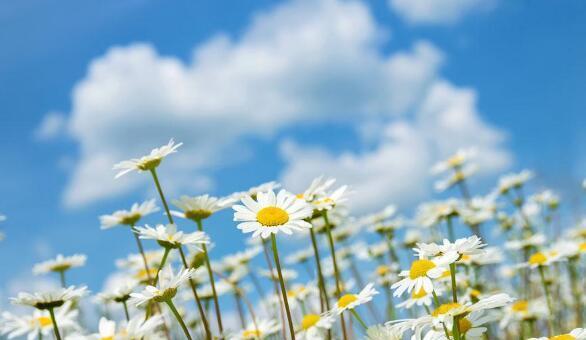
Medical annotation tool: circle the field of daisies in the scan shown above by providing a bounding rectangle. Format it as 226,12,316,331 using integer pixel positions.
1,139,584,340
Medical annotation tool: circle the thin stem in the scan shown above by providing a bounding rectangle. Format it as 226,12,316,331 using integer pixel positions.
48,308,62,340
270,234,296,340
58,271,66,288
449,263,458,303
234,293,246,328
262,239,287,340
309,227,330,312
538,266,554,336
446,216,455,242
149,169,175,225
196,219,224,335
350,310,368,330
568,258,583,327
322,212,348,340
132,229,153,282
154,248,171,285
178,247,211,340
432,290,441,307
165,299,193,340
122,300,130,321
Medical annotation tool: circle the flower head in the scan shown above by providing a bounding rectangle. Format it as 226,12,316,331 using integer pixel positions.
11,286,88,310
113,139,182,178
32,254,87,275
100,199,159,229
233,189,313,238
172,194,233,222
134,223,209,250
333,283,378,314
130,266,195,305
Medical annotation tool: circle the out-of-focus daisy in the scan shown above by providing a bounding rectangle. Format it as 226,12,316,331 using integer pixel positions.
499,299,548,329
519,250,563,269
312,185,349,211
333,283,378,314
416,200,460,228
494,169,533,195
130,266,194,306
298,313,335,340
11,286,88,310
113,139,182,178
285,247,314,265
233,189,313,238
134,223,209,250
529,328,586,340
296,176,337,202
32,254,86,276
100,199,159,229
365,324,402,340
415,236,486,265
259,268,298,282
0,302,79,340
430,293,514,327
171,195,233,222
397,287,434,309
391,259,447,297
505,233,546,250
221,246,262,272
229,319,280,340
431,149,476,175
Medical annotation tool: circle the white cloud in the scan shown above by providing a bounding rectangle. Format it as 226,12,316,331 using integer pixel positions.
389,0,495,25
280,81,511,213
41,0,510,208
34,111,66,140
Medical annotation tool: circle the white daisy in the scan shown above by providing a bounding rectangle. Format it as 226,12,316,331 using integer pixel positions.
229,319,280,340
171,194,233,222
113,139,182,178
298,313,335,340
494,169,533,195
12,286,88,310
130,266,195,306
529,328,586,340
519,250,563,269
391,259,447,297
233,189,313,238
296,176,337,202
1,302,79,340
32,254,87,275
333,283,379,314
366,324,402,340
397,287,434,309
312,185,350,211
431,149,476,174
100,199,159,229
134,223,209,250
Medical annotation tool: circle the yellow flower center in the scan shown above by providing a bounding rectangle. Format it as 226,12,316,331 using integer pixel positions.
121,213,141,225
511,300,528,313
257,207,289,226
550,335,575,340
376,265,390,276
431,303,463,317
338,294,358,308
301,314,321,330
528,252,547,266
579,242,586,252
409,259,436,279
411,288,427,299
134,268,158,281
458,318,472,334
101,337,114,340
242,330,262,338
36,316,52,327
440,270,451,279
459,254,471,262
470,289,481,298
137,158,162,171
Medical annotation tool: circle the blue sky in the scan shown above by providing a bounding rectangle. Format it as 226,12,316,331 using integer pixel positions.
1,0,585,310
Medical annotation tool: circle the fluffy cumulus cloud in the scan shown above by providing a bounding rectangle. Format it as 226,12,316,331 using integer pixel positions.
280,81,511,212
388,0,495,25
42,0,511,209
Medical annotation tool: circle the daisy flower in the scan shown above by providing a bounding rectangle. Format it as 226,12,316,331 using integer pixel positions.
229,319,280,340
298,313,335,340
99,199,159,229
431,149,476,175
79,316,165,340
171,194,233,222
312,185,349,211
233,189,313,238
130,266,195,305
391,258,447,297
416,236,486,265
430,293,514,327
113,139,182,178
530,328,586,340
434,164,477,193
416,200,461,228
12,286,88,310
32,254,87,275
519,250,563,269
499,299,548,329
505,233,546,250
0,302,79,340
423,310,494,340
397,287,434,309
220,246,262,272
494,169,533,195
333,283,378,314
365,324,402,340
134,223,209,250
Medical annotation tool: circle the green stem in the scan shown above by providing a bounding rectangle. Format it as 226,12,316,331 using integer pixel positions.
153,247,170,285
350,309,368,330
271,234,296,340
165,299,193,340
568,258,583,326
48,308,62,340
309,227,330,312
122,300,130,321
432,290,441,307
449,263,458,303
149,169,175,225
132,228,153,282
323,212,348,340
446,216,455,242
538,266,554,336
178,246,211,340
58,271,66,288
196,219,223,336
